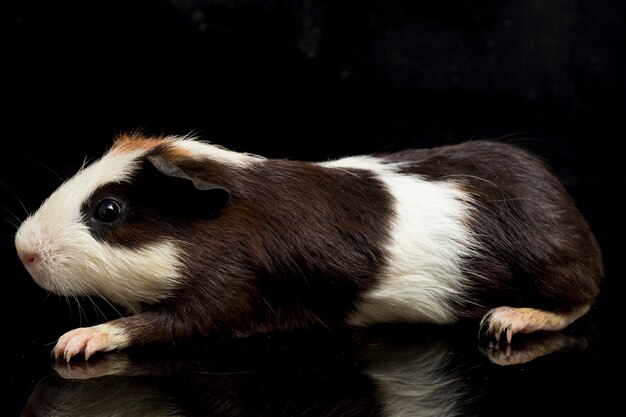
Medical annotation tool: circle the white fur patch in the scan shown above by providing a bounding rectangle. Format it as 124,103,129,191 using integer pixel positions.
321,156,475,325
15,147,182,311
170,136,264,167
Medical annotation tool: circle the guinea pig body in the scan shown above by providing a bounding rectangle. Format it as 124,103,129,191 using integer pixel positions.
15,135,603,360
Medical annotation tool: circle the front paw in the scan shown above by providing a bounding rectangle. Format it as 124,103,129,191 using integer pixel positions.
53,323,131,362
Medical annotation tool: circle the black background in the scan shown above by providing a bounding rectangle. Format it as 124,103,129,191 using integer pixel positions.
2,1,625,415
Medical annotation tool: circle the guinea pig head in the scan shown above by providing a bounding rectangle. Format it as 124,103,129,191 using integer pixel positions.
15,136,231,311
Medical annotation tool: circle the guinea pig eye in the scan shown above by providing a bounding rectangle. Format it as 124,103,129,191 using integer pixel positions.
94,198,122,223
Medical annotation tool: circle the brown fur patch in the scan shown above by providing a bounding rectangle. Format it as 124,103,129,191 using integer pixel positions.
111,134,191,158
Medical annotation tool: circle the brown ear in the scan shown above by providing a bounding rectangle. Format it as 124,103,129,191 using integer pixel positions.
146,155,230,215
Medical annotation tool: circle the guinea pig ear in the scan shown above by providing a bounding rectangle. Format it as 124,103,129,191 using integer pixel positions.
146,155,230,215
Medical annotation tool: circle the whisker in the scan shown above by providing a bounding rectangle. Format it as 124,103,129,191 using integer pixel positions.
0,179,29,216
81,280,125,320
1,217,20,230
66,289,86,327
76,298,89,327
64,295,73,319
26,152,65,183
0,204,22,224
87,295,109,322
74,295,88,327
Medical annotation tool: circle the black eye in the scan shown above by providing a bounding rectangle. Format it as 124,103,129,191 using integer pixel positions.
94,199,122,223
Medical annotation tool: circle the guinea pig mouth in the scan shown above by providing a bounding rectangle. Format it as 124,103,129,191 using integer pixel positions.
15,234,67,294
21,253,67,295
25,263,54,291
17,250,46,283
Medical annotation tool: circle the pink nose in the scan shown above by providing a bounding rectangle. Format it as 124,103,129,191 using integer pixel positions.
17,248,40,268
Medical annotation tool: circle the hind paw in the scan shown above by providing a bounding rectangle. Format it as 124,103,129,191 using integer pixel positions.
481,306,587,344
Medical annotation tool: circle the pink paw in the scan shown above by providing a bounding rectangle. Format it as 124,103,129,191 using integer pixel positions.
481,306,546,344
53,324,130,362
54,328,107,362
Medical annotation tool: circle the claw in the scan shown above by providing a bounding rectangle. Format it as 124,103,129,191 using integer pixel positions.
52,324,130,361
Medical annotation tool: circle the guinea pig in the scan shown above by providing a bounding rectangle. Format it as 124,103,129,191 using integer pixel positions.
15,134,603,361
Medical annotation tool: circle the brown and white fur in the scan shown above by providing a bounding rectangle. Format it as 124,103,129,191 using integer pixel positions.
15,134,603,361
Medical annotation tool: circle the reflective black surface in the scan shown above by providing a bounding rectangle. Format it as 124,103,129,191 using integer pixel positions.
3,1,625,415
20,328,610,417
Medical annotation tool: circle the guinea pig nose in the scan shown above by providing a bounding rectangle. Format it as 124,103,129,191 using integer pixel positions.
17,248,40,267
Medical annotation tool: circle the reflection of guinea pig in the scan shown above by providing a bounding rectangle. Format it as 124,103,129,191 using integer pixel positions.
24,332,469,417
15,134,603,360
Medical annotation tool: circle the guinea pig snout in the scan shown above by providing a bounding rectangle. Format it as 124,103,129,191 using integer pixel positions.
15,236,45,271
17,246,40,268
15,225,51,277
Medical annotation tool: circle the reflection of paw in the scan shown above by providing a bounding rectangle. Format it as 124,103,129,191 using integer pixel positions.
53,324,131,362
55,353,131,380
483,341,541,366
481,333,589,366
